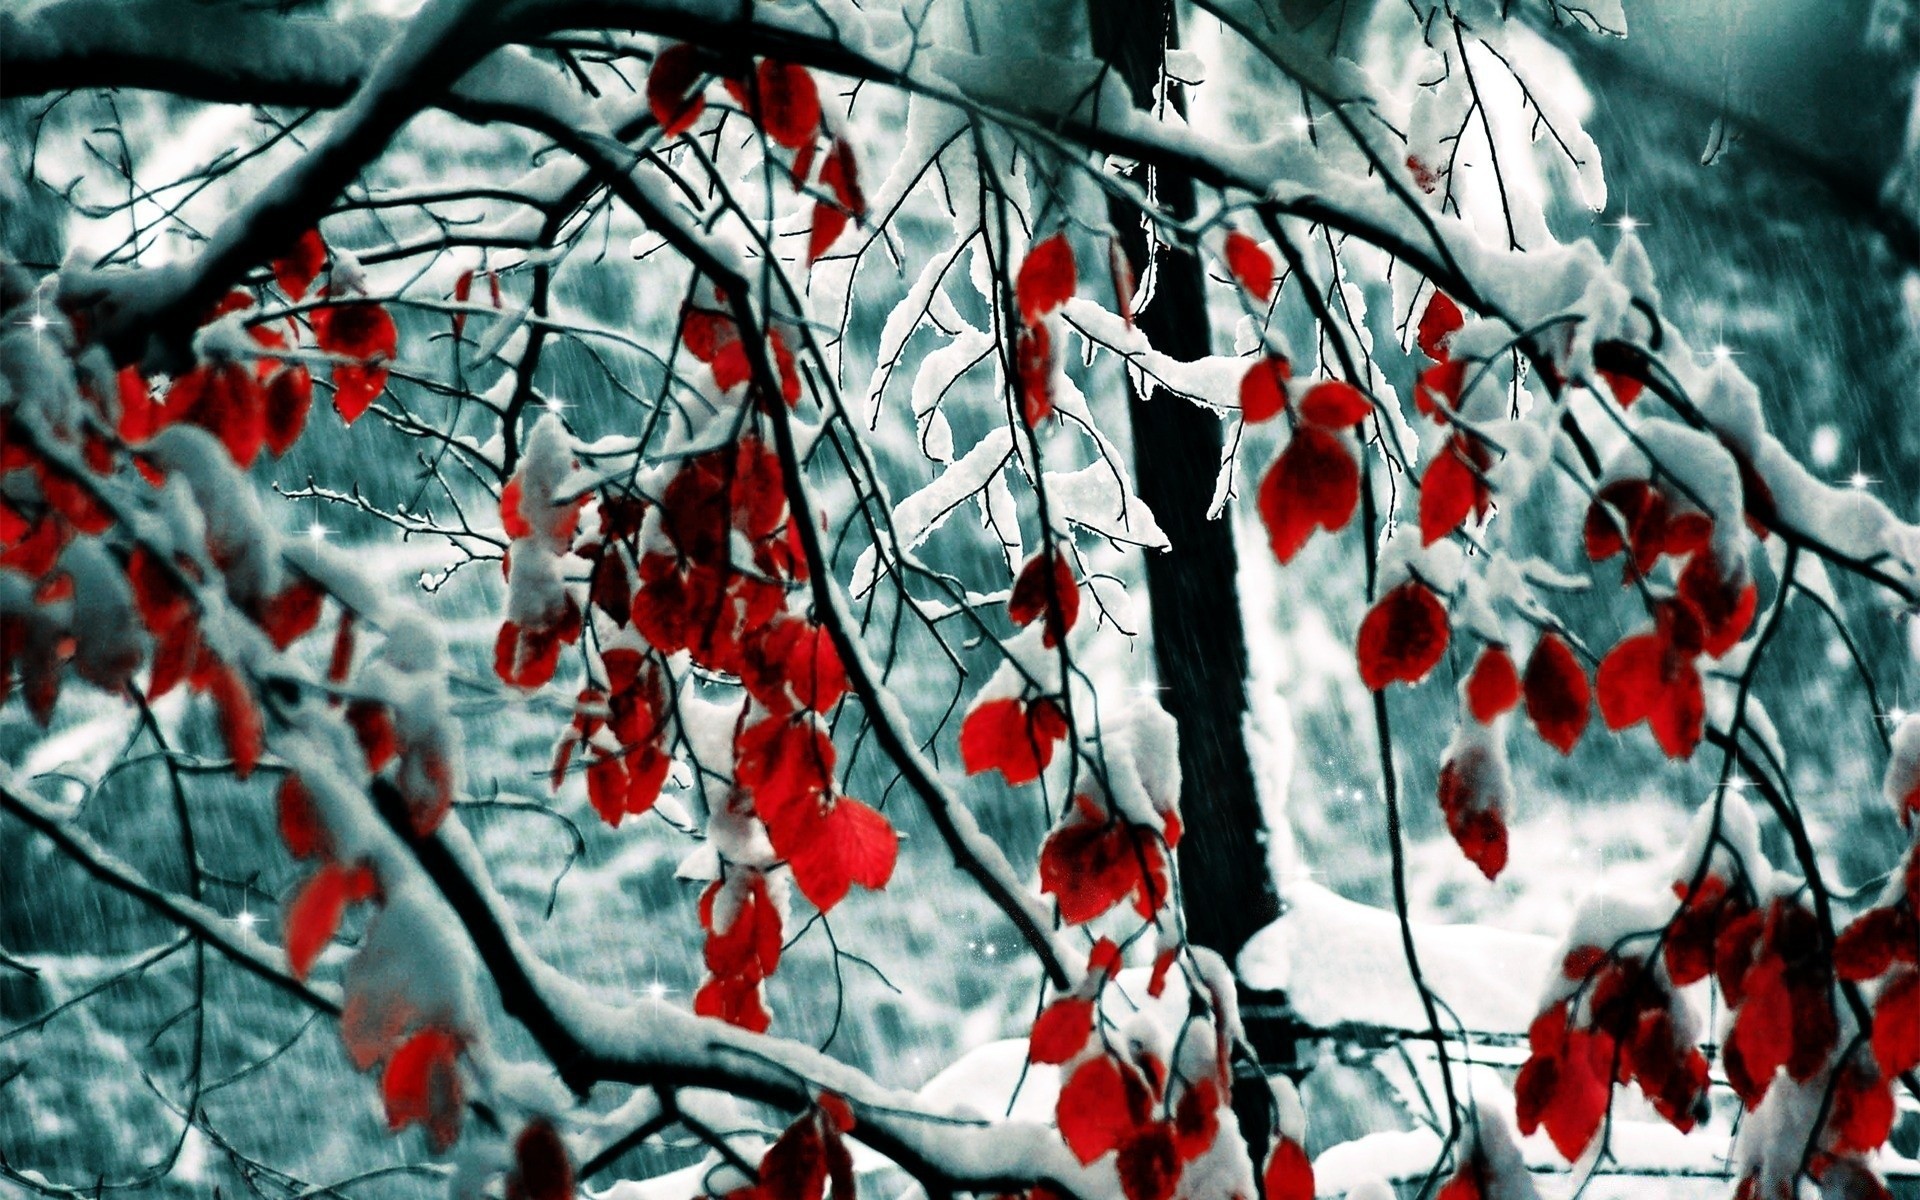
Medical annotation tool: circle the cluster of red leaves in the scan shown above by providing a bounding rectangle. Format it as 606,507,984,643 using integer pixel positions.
1586,484,1757,759
1054,1046,1226,1200
1008,549,1080,648
738,714,897,913
1038,793,1173,925
634,441,811,677
1412,291,1469,420
1515,946,1709,1161
1721,898,1841,1108
1014,233,1076,425
1254,378,1372,565
695,869,784,1033
681,304,806,408
550,648,673,827
645,48,861,264
1835,849,1920,1088
708,1096,857,1200
959,694,1070,786
281,768,469,1151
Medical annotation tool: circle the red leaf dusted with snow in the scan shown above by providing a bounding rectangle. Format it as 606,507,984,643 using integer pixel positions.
1837,907,1917,982
1057,1056,1149,1164
1437,746,1509,880
1466,646,1521,722
1416,358,1468,420
1262,1137,1314,1200
1524,634,1590,754
1356,581,1449,690
1827,1059,1896,1156
1016,321,1054,425
1017,234,1076,326
1029,996,1095,1064
1008,551,1079,647
1258,425,1358,564
1239,355,1290,423
382,1026,463,1151
756,60,822,150
1224,231,1274,303
648,44,707,137
1417,291,1465,361
273,229,327,300
506,1118,574,1200
960,696,1068,785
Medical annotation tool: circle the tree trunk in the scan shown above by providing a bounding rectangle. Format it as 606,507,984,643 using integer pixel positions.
1087,0,1280,971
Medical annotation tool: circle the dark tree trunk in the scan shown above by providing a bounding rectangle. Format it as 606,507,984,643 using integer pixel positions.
1087,0,1281,969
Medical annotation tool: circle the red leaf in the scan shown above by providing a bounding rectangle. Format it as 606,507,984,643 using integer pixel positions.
1017,322,1054,425
1030,997,1095,1064
1873,968,1919,1078
208,660,262,777
172,362,267,468
1416,359,1468,420
1262,1137,1314,1200
1257,426,1358,564
1017,234,1076,325
277,774,327,860
1008,551,1079,647
1115,1126,1180,1200
1437,749,1509,881
506,1118,574,1200
808,203,850,265
960,696,1068,786
1419,436,1485,545
273,229,327,300
1417,292,1464,361
1597,632,1704,759
756,60,821,150
1838,907,1914,982
1224,231,1274,303
1524,634,1590,754
1677,552,1757,659
1465,646,1521,722
1297,380,1372,429
1828,1060,1896,1155
1356,581,1449,690
1593,341,1647,407
285,862,373,979
382,1027,464,1151
1040,798,1170,923
263,365,313,458
648,44,707,137
313,303,397,423
1239,355,1291,423
1057,1056,1149,1163
694,973,771,1033
821,139,865,218
784,796,898,912
1584,480,1666,569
